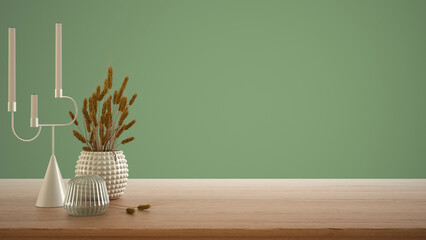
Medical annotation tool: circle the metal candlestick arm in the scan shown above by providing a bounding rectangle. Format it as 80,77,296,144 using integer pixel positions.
38,96,78,127
11,96,78,140
11,113,42,142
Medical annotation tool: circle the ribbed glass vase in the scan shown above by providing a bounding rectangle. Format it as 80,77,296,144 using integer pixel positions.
64,175,109,216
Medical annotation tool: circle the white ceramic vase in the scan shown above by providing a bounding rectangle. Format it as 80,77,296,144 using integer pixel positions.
75,151,128,200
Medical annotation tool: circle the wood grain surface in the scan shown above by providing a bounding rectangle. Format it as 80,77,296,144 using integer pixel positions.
0,179,425,239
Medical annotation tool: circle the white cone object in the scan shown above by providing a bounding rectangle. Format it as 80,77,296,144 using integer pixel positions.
36,155,66,207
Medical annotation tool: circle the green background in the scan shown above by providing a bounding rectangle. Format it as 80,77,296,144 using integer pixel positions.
1,0,426,178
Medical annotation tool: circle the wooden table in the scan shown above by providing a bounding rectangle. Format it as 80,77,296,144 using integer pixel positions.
0,179,425,239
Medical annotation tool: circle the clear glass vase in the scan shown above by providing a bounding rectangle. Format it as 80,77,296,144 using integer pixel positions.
64,175,109,216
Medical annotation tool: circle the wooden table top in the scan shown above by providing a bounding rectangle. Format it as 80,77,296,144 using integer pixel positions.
0,179,425,239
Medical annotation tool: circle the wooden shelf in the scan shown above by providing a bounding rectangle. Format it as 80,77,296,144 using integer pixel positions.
0,179,425,239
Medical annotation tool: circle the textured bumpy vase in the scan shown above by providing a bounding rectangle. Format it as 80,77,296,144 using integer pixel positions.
64,175,109,216
75,151,128,199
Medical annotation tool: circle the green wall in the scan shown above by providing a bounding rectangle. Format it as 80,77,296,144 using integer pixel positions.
1,0,426,178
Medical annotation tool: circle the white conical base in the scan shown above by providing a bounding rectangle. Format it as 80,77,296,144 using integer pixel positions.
36,155,66,208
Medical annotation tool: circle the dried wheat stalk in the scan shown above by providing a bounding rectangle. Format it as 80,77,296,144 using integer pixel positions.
70,66,137,151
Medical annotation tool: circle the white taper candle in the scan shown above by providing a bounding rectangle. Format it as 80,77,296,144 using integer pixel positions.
8,28,16,112
30,95,38,127
55,23,62,98
31,95,38,118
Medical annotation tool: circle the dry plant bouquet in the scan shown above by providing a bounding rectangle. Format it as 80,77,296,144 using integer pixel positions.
70,67,137,151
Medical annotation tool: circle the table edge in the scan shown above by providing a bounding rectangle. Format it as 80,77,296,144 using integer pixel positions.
1,228,426,239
